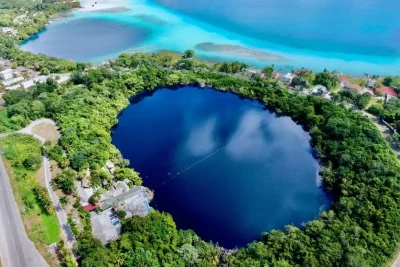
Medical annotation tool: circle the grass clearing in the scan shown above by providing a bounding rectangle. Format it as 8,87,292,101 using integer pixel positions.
0,134,60,266
42,214,60,244
158,49,182,63
348,76,367,86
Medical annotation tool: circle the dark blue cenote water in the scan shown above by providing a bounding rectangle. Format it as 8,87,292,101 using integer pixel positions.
112,87,330,248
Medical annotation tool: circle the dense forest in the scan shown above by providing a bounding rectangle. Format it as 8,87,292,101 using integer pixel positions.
2,51,400,266
1,0,400,265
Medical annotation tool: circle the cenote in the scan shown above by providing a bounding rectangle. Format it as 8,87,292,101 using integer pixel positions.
112,86,330,248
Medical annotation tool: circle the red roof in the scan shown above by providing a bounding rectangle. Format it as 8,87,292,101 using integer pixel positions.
338,75,349,82
271,71,281,78
82,203,97,212
376,86,398,97
346,83,362,90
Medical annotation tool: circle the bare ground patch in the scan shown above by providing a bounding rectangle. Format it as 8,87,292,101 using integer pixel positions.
32,123,59,144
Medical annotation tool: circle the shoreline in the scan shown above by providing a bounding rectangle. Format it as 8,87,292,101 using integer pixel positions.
79,0,132,12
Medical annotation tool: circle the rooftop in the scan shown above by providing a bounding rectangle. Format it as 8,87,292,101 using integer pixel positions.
0,69,12,74
100,186,142,211
376,86,398,97
338,75,349,82
83,203,97,212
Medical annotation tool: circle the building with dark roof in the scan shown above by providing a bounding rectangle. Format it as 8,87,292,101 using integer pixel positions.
99,186,142,211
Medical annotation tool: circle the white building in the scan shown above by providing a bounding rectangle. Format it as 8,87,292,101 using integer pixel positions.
281,72,296,83
21,76,47,89
2,77,23,86
5,84,21,91
0,27,14,35
21,80,35,89
367,79,377,88
311,85,328,95
0,69,13,80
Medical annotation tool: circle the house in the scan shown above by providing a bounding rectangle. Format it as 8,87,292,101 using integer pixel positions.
344,83,363,91
1,27,15,35
99,186,142,212
376,86,398,102
0,69,13,80
82,203,97,212
338,75,349,87
21,76,47,89
246,68,265,79
311,85,328,95
2,76,24,86
281,72,296,83
21,80,35,89
271,71,281,79
294,68,311,75
367,79,377,88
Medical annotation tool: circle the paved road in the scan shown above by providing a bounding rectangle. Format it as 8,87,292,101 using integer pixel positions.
18,119,75,248
43,155,75,249
0,119,75,267
0,156,48,267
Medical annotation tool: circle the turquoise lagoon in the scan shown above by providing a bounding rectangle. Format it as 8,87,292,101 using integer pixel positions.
21,0,400,75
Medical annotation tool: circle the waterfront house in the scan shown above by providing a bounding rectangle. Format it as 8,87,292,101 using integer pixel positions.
99,186,143,211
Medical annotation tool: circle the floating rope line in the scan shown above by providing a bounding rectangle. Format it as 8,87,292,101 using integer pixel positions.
155,142,229,188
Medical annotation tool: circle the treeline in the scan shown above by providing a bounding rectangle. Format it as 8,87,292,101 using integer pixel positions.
77,212,220,266
3,52,400,266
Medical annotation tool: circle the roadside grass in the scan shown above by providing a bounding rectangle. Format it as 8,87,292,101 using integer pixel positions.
0,109,17,133
0,134,60,266
367,96,382,109
42,214,60,244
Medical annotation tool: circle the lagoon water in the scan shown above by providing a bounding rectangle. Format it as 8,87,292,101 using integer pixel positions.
20,18,148,62
112,87,329,247
20,0,400,74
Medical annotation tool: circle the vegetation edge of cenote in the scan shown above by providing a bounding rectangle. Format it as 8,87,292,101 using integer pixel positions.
3,52,400,266
2,1,400,266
